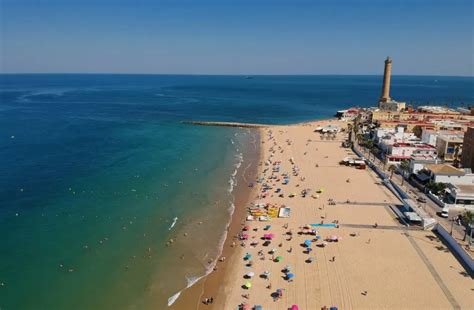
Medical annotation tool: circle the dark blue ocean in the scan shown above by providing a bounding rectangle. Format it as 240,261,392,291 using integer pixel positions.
0,74,472,309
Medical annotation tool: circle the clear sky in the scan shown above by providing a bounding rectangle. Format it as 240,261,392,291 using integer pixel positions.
1,0,473,75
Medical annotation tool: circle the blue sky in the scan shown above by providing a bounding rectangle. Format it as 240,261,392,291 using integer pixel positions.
1,0,473,75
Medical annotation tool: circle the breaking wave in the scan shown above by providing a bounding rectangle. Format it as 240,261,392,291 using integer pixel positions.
168,217,178,231
167,275,203,306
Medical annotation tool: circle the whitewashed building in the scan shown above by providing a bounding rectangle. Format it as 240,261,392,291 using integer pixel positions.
409,153,440,174
423,164,474,185
385,143,437,165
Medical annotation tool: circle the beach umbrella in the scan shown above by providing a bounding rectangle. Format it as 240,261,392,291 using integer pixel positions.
283,265,291,272
244,253,252,260
287,273,295,279
243,226,250,231
254,306,263,310
330,235,338,241
264,233,274,240
262,271,270,278
291,305,299,310
246,272,255,278
244,281,252,289
275,256,283,262
238,303,249,310
242,234,249,240
304,240,312,247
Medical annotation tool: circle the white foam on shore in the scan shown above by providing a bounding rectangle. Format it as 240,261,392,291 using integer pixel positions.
167,292,181,306
168,217,178,231
228,153,243,193
167,135,247,307
167,275,204,306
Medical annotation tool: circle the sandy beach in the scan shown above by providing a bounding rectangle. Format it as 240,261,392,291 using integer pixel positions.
192,119,473,310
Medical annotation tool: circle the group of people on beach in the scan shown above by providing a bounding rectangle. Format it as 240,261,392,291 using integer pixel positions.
220,123,369,308
202,297,214,305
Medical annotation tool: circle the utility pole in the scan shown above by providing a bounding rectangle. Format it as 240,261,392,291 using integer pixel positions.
450,218,454,235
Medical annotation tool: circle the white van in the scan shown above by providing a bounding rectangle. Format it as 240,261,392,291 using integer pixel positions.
438,208,449,218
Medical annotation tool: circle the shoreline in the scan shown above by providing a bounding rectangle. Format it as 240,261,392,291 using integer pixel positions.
170,118,337,309
169,128,262,309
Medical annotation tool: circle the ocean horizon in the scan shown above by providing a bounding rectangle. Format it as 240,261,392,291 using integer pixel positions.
0,74,473,309
3,73,473,78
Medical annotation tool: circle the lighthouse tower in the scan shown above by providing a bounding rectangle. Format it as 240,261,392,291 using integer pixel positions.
379,57,392,103
378,57,405,111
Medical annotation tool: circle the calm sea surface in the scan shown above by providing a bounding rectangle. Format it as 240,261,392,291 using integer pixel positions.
0,74,472,309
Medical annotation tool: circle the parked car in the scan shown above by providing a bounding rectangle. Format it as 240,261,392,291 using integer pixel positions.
438,209,449,218
417,197,427,203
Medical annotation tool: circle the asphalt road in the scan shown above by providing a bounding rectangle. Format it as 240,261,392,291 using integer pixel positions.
355,145,469,243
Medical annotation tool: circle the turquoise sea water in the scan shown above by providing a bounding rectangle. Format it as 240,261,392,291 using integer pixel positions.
0,75,472,309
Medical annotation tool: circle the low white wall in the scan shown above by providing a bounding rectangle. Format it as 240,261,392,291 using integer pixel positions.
427,191,446,208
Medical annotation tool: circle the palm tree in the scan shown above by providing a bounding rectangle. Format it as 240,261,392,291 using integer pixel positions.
453,145,461,167
370,146,378,162
399,160,410,186
388,165,397,179
425,181,447,196
365,140,374,157
353,115,361,135
347,124,353,142
461,211,474,242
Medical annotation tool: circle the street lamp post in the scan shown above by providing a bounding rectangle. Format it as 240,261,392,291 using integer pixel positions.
469,224,473,246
